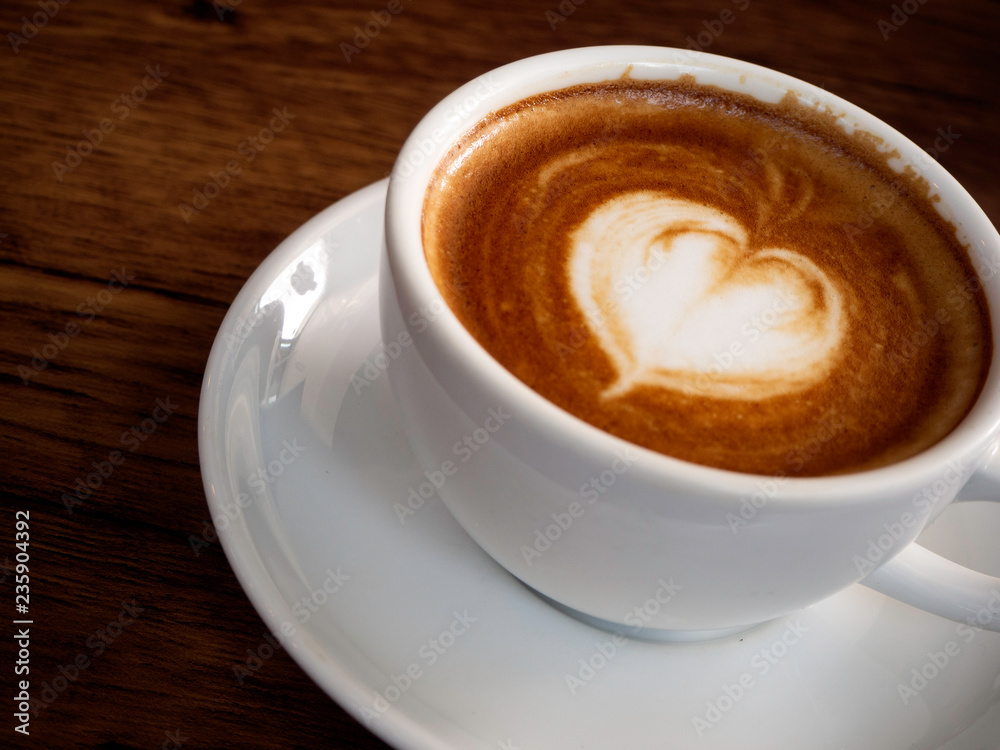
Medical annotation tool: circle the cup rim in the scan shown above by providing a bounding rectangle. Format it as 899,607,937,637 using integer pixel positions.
384,44,1000,502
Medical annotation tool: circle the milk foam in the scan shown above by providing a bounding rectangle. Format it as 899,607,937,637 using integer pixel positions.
422,79,992,475
569,193,846,399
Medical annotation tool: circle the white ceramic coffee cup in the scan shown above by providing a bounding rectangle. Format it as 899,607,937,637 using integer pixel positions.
380,46,1000,639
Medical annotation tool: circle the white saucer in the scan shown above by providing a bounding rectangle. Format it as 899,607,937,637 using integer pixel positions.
199,180,1000,750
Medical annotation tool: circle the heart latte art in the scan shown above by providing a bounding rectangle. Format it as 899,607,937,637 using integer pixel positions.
569,193,845,400
423,79,992,476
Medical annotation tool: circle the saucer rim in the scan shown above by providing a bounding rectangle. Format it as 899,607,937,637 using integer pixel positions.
197,178,1000,750
198,179,448,750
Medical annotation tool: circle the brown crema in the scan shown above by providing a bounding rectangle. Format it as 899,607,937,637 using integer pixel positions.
422,77,992,476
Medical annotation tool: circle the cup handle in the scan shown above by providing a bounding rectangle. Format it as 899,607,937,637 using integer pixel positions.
860,447,1000,631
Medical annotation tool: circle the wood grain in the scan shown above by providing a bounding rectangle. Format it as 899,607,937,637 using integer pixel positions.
1,0,997,747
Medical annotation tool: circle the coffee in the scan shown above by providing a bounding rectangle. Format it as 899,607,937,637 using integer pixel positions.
422,77,992,476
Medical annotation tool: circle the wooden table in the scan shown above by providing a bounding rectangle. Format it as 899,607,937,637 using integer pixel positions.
2,1,997,747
